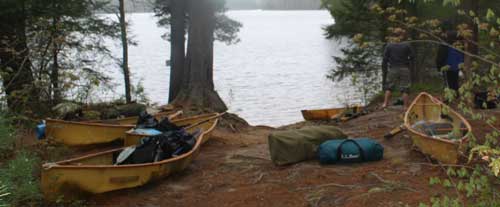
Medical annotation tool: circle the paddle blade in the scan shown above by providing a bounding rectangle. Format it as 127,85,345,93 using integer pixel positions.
384,125,405,139
116,147,136,165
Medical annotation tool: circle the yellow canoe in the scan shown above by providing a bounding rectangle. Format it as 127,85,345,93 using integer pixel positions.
41,113,219,200
301,105,363,121
45,111,180,146
124,113,219,147
404,93,472,164
87,111,178,125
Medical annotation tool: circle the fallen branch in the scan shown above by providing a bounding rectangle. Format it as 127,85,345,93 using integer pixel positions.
252,173,265,184
368,172,419,193
296,183,360,191
407,162,474,169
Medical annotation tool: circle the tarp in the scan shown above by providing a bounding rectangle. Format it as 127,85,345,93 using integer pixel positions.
268,125,347,166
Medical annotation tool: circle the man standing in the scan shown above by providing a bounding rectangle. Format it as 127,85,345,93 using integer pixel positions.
382,37,415,110
436,30,464,93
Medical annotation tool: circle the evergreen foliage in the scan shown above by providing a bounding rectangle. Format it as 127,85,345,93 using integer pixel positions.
0,0,121,115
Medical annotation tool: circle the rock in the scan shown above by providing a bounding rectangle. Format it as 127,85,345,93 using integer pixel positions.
168,184,191,192
116,103,147,117
52,102,82,120
100,107,121,119
409,164,422,176
82,110,101,120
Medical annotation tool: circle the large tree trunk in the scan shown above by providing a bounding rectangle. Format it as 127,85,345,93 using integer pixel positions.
119,0,132,103
172,0,227,112
51,14,61,104
168,0,186,102
0,0,35,112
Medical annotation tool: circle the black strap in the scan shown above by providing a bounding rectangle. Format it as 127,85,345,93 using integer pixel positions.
336,139,365,161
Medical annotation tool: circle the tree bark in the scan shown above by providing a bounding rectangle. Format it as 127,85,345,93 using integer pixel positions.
0,0,35,112
168,0,186,103
172,0,227,112
119,0,132,103
51,14,61,104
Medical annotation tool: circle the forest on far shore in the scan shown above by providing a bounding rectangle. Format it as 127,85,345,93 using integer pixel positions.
108,0,323,12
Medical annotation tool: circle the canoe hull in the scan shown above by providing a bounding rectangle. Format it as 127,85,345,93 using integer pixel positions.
410,132,466,164
404,93,471,164
301,108,344,121
41,146,201,197
41,113,218,200
45,120,133,146
46,111,178,146
301,106,363,121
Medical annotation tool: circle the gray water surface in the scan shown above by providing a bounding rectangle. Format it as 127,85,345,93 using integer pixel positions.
106,10,361,127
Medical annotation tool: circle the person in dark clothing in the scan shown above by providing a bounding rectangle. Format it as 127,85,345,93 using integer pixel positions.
382,39,415,110
436,31,464,92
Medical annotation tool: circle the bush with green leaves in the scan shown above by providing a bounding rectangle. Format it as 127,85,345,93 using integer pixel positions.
0,151,42,206
325,0,500,205
368,1,500,206
0,115,14,159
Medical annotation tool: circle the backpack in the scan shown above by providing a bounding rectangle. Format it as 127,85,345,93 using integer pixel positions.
117,129,200,165
157,117,182,132
474,91,497,109
136,111,159,129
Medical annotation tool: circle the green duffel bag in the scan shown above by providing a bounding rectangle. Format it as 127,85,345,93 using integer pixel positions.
268,126,347,166
318,138,384,164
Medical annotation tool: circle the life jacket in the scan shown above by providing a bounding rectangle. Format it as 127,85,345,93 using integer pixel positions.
446,47,464,71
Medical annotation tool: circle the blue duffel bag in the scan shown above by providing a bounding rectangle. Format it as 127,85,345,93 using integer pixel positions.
318,138,384,164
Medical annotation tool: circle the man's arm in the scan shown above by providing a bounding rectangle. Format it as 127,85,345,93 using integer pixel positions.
382,45,389,89
408,44,416,74
436,45,448,72
382,45,389,72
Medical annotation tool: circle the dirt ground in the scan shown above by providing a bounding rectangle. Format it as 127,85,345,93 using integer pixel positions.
85,106,476,207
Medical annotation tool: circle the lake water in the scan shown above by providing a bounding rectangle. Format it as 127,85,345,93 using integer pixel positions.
105,10,361,127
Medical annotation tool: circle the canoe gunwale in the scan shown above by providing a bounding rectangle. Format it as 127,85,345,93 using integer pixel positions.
46,119,135,128
404,92,472,146
42,113,219,170
125,113,220,136
47,111,181,127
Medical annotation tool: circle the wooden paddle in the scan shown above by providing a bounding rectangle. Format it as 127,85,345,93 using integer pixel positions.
184,112,227,130
384,124,406,139
166,110,183,120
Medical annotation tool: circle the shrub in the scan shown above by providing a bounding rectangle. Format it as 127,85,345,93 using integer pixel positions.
0,181,9,207
0,151,42,206
0,115,15,159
